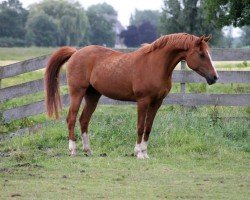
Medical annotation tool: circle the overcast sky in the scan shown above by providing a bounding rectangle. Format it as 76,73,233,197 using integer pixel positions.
18,0,164,27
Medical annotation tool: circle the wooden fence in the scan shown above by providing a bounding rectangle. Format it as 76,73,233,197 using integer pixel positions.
0,48,250,123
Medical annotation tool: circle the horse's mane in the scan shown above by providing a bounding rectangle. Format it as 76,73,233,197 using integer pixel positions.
141,33,198,53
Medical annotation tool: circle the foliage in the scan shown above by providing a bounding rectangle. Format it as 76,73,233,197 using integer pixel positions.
86,3,117,47
120,26,140,47
0,0,120,47
160,0,224,46
130,9,161,28
25,11,58,47
120,22,157,47
138,21,158,44
0,0,28,40
26,0,88,46
121,9,160,47
0,37,26,47
204,0,250,27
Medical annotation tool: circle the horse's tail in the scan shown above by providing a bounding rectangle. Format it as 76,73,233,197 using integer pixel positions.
45,46,77,119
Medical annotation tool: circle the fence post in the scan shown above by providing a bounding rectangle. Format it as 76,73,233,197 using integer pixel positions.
180,60,186,93
0,67,2,89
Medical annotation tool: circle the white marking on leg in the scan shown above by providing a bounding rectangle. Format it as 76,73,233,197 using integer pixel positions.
69,140,76,156
141,140,149,159
137,151,145,159
134,140,149,159
82,132,92,156
134,143,141,156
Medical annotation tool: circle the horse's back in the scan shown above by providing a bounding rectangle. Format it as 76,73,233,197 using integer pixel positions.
67,45,136,101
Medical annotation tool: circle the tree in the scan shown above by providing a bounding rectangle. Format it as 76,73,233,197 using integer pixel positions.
86,3,117,47
0,0,28,39
120,22,157,47
130,9,161,28
138,21,158,44
160,0,224,46
120,25,140,47
204,0,250,27
26,0,88,46
25,11,58,46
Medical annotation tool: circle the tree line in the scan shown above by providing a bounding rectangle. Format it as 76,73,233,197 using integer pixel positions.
0,0,117,47
121,0,250,48
0,0,249,48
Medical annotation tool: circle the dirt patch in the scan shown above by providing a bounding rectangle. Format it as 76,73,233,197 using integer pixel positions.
124,153,135,157
0,167,13,173
99,153,107,157
62,175,67,179
11,193,21,197
14,163,43,169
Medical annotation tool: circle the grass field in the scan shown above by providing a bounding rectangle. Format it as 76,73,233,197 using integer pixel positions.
0,47,249,199
0,106,249,199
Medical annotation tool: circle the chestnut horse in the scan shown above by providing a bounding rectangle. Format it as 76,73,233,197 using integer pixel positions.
45,33,218,159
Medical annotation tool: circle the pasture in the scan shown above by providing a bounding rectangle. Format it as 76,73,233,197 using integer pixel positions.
0,47,250,199
1,106,250,199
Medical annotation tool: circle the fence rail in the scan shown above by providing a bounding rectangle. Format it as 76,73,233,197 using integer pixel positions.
0,70,249,103
0,48,250,124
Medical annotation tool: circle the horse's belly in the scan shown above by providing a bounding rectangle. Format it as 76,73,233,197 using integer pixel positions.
90,71,135,101
93,81,135,101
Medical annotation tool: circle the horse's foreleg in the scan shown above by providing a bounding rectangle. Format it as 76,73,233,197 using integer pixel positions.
135,99,150,159
142,99,163,158
79,88,101,156
67,89,85,156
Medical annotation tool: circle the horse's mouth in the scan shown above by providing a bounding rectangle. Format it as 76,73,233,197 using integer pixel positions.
194,69,218,85
206,78,217,85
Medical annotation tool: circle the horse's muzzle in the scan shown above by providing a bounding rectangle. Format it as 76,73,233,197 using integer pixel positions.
206,75,219,85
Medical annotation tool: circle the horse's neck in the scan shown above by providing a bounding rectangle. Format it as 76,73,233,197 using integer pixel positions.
158,47,187,76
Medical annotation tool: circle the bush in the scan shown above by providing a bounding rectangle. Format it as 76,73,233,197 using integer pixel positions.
0,37,26,47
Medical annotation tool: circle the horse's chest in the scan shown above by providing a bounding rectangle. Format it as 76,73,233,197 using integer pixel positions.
152,79,172,99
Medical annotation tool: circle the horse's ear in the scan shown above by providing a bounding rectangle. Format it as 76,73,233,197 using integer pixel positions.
204,34,212,42
141,43,149,47
195,35,205,46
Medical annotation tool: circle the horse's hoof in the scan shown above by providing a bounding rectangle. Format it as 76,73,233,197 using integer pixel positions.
143,152,149,159
84,148,93,156
70,149,77,157
137,152,145,159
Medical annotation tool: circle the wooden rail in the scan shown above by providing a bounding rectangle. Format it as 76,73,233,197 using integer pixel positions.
0,48,250,123
1,71,249,103
3,93,249,122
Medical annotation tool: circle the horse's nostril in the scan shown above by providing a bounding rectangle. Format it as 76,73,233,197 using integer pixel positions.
214,75,218,81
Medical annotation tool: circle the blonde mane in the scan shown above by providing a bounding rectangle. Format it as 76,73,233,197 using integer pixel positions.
141,33,198,53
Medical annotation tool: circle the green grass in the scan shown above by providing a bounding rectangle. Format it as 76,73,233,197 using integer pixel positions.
0,47,57,61
0,106,250,199
214,61,250,70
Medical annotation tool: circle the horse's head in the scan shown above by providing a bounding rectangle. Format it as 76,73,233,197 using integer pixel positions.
186,35,219,85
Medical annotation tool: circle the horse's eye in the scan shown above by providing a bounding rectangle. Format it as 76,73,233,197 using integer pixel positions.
199,53,205,58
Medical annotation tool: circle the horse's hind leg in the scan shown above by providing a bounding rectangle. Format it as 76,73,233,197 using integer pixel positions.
79,86,101,156
67,87,86,156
